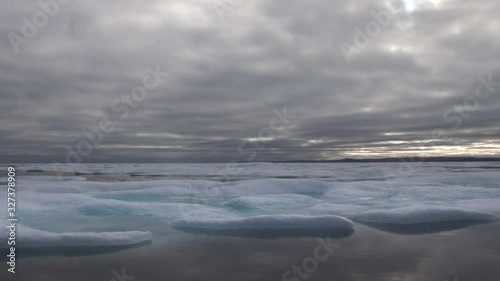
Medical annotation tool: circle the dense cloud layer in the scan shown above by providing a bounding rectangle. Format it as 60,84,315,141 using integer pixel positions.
1,0,500,163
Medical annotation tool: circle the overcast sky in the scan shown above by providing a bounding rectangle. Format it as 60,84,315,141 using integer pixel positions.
1,0,500,163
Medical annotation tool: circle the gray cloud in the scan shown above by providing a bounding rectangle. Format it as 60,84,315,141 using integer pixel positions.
1,0,500,163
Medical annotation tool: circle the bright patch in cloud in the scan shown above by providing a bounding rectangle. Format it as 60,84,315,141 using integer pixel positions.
403,0,416,11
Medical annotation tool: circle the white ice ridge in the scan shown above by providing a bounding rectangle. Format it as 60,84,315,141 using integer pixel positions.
171,214,354,230
355,205,496,225
3,162,500,238
225,194,318,210
0,225,152,248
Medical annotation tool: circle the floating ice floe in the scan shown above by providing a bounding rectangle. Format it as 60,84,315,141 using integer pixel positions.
2,162,500,241
225,194,318,211
0,224,152,257
354,205,497,234
0,225,152,248
170,214,354,238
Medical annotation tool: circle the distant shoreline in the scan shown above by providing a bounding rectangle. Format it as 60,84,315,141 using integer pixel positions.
5,157,500,164
271,157,500,163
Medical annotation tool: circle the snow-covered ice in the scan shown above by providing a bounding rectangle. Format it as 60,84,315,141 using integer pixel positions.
1,162,500,248
0,224,152,248
355,205,495,224
171,214,354,230
171,214,354,238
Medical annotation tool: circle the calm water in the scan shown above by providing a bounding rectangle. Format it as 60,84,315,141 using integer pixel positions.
2,219,499,281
